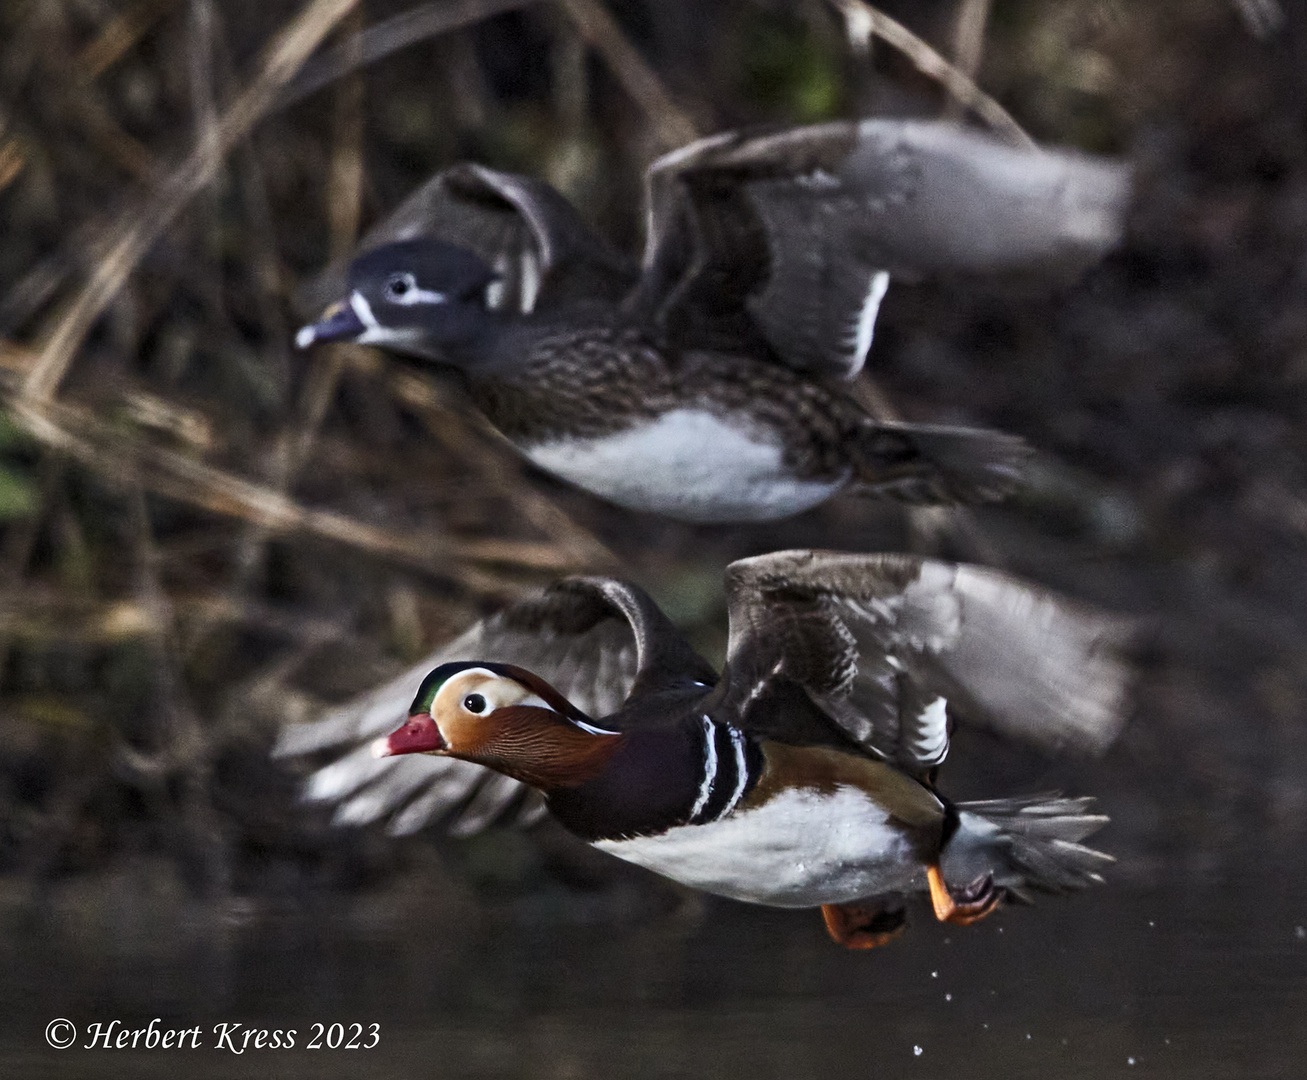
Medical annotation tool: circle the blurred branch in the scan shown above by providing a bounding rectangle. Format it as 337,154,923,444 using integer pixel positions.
1232,0,1284,39
280,0,541,107
944,0,991,121
828,0,1033,148
326,21,367,263
77,0,179,81
557,0,699,151
217,9,369,608
0,375,585,577
20,0,364,404
381,360,621,570
0,137,23,194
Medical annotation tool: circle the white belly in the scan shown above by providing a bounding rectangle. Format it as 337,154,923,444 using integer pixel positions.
523,409,847,523
593,785,924,908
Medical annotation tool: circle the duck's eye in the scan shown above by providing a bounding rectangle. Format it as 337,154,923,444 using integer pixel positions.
384,272,416,301
462,693,487,714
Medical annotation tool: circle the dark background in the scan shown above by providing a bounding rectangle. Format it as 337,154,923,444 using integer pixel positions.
0,0,1305,1076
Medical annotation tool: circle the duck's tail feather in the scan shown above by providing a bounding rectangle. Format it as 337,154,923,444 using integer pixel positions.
944,793,1113,901
850,422,1031,505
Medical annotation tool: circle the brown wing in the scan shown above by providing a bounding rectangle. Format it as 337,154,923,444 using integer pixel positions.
274,576,707,836
638,119,1131,380
715,549,1131,775
297,163,636,318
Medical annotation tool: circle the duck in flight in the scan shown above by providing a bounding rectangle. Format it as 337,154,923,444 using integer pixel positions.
277,550,1131,948
296,120,1130,523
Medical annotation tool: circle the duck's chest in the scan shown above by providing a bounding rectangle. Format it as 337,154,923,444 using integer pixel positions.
592,784,927,907
467,332,851,522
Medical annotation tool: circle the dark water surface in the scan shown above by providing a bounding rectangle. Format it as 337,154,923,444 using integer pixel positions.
2,838,1304,1080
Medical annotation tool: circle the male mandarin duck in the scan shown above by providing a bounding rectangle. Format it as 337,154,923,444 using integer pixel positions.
277,550,1131,948
295,120,1130,523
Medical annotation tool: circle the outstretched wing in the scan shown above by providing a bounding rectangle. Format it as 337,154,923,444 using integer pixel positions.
274,577,674,836
298,163,636,318
638,119,1131,380
714,550,1131,775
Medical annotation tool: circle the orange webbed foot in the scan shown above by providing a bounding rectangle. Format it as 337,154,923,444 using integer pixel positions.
926,864,1001,926
821,901,908,949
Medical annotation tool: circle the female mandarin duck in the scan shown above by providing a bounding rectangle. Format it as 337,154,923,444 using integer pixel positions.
295,120,1129,523
278,551,1130,948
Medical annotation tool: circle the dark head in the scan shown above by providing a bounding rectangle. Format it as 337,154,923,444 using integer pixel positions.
296,239,499,357
373,661,620,791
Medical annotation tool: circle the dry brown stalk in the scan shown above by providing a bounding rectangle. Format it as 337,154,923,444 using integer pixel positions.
0,382,586,578
78,0,180,81
558,0,699,151
383,364,623,572
828,0,1033,148
216,9,369,611
0,137,25,194
0,588,362,646
58,75,157,179
950,0,993,79
21,0,365,404
280,0,542,107
945,0,993,121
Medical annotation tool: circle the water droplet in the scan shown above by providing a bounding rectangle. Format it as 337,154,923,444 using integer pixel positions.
1148,920,1155,927
913,1046,923,1057
931,970,938,978
945,993,952,1002
1128,1057,1136,1066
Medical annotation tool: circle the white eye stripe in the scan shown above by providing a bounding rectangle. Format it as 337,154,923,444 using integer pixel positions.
392,286,447,306
383,272,447,306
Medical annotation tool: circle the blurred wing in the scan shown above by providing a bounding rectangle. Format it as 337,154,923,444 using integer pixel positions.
717,549,1131,774
274,580,644,835
298,163,636,317
640,119,1131,380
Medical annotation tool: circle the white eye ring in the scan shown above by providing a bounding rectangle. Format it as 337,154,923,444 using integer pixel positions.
384,272,416,300
462,693,487,714
384,272,447,307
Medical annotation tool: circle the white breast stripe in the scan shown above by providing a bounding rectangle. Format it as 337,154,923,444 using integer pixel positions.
718,726,750,818
519,250,540,313
850,269,890,377
487,255,510,310
688,715,718,821
570,716,620,736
